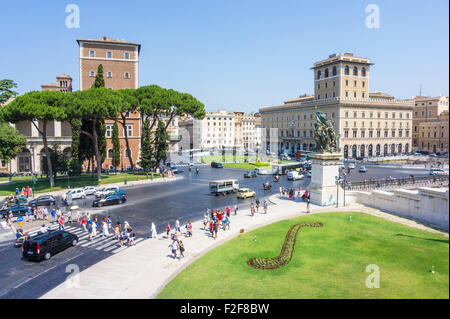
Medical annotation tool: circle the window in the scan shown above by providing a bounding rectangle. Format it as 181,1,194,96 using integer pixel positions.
107,71,112,78
361,67,366,77
362,112,365,118
345,111,349,118
124,72,130,79
344,66,349,75
354,80,357,87
107,51,112,59
353,92,357,98
318,84,320,89
344,130,349,138
124,52,130,59
392,112,396,119
317,70,322,79
361,131,365,138
123,124,133,137
353,131,357,138
89,50,95,57
345,80,349,86
362,81,365,87
333,81,336,87
345,91,349,97
325,68,329,78
332,66,337,76
89,70,95,77
353,67,358,76
392,130,396,138
107,149,113,159
105,124,113,138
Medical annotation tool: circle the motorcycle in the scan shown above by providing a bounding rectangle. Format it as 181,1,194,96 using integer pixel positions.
263,183,272,190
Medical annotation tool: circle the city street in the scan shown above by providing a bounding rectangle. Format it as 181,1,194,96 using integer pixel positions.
0,164,432,298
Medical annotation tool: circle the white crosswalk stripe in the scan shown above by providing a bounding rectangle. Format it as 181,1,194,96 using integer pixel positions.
25,224,146,255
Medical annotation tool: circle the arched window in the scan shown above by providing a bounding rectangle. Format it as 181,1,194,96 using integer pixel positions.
324,68,329,78
353,66,358,76
317,70,322,79
107,149,114,159
332,66,337,76
361,67,366,77
344,66,349,75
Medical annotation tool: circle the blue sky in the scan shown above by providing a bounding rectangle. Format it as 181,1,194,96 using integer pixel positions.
0,0,448,112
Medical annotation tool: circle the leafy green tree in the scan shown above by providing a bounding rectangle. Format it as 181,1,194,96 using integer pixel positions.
139,117,153,170
64,88,120,181
41,144,67,180
116,89,139,170
67,158,82,176
111,121,121,169
1,91,66,187
91,64,105,89
154,119,168,167
0,79,18,104
0,122,27,165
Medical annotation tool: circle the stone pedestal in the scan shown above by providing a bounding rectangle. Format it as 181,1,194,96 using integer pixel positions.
308,152,344,206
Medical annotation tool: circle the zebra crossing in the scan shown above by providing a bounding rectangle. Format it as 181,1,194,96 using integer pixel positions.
26,224,145,255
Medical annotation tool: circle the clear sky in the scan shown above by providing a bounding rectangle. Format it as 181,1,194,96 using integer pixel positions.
0,0,448,112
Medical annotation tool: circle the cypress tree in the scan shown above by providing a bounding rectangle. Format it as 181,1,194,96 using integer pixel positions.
139,117,153,170
112,121,121,169
91,64,105,88
154,119,168,167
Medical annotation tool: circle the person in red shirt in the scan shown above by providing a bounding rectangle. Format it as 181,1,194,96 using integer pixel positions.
209,220,214,237
226,206,231,218
81,216,87,232
217,211,223,222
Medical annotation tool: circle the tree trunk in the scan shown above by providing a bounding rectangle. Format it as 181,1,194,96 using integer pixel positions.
92,120,102,181
34,120,54,188
42,124,55,188
120,114,135,170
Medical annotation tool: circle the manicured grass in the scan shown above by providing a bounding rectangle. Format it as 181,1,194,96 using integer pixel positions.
157,212,449,299
0,173,162,196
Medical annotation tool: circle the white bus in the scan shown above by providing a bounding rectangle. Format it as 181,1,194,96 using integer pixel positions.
272,162,304,175
209,179,239,196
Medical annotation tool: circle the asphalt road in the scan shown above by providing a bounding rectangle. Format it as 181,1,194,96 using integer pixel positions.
0,164,432,299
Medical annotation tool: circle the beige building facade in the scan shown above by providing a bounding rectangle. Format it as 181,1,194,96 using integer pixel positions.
260,53,414,159
412,95,449,153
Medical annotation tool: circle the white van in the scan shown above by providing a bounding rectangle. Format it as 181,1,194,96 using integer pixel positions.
287,171,304,181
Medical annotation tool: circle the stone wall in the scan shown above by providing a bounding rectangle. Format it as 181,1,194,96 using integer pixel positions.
351,187,449,231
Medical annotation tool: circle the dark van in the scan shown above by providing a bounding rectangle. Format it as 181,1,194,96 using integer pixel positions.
22,230,78,261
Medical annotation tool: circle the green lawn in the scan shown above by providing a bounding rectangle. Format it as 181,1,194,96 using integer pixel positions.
158,212,449,299
0,173,162,196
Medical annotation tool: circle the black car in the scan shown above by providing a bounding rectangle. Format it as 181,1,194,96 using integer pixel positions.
211,162,223,168
22,230,78,261
28,195,56,207
92,195,127,207
1,205,29,219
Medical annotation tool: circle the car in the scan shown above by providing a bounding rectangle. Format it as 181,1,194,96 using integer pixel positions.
62,189,86,202
94,186,120,198
109,189,126,197
22,230,78,261
244,171,258,178
287,171,304,181
83,186,97,196
359,166,368,173
28,195,56,207
236,188,256,199
307,171,312,178
211,162,223,168
429,168,446,175
1,205,29,219
348,163,356,169
92,195,127,207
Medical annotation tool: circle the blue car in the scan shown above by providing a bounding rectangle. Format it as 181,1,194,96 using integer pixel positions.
110,189,126,197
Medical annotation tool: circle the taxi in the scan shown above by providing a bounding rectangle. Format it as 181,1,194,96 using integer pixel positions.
236,188,256,199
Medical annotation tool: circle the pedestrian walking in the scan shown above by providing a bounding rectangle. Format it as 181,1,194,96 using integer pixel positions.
306,198,310,214
175,218,181,234
88,224,93,241
107,216,112,230
263,200,268,214
186,220,193,237
213,220,219,239
169,240,177,258
166,222,171,238
234,204,238,215
92,220,97,237
178,240,185,259
250,203,255,217
151,222,158,238
102,219,109,237
256,199,260,213
203,213,208,230
58,214,65,231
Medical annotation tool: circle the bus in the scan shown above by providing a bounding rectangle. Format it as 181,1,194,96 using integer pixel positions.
272,162,304,175
295,150,312,161
209,179,240,196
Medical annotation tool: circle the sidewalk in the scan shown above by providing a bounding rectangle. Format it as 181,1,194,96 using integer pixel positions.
41,195,448,299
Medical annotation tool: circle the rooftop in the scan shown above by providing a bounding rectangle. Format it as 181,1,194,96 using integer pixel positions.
312,52,374,69
77,36,141,53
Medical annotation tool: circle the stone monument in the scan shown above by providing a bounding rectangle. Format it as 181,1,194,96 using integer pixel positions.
308,108,344,206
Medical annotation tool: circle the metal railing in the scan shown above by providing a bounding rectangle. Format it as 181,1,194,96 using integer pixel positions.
344,175,449,191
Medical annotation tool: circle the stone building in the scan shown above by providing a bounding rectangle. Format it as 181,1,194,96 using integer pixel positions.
259,53,414,158
412,95,449,154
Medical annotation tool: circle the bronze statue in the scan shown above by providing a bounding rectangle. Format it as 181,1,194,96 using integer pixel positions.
314,107,339,153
